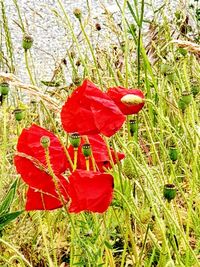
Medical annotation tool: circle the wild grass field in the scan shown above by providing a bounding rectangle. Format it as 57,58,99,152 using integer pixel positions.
0,0,200,266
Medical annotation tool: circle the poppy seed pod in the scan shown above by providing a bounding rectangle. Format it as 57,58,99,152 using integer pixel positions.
129,119,138,136
163,184,176,202
22,34,33,50
14,109,24,121
181,91,193,105
73,8,82,20
40,136,50,149
82,144,91,157
178,99,187,111
169,146,178,162
95,23,101,31
191,85,199,97
69,133,81,148
0,82,9,96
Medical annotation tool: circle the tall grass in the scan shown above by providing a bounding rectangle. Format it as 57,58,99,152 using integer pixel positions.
0,0,200,266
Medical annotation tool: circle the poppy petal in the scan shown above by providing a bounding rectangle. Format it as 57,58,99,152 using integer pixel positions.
61,80,125,137
26,187,64,210
14,155,69,200
67,170,113,213
16,124,69,175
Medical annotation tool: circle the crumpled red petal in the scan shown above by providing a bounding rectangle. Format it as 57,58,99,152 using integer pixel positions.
25,187,65,211
67,134,125,171
61,80,125,137
107,86,145,115
16,124,69,175
67,170,113,213
14,124,70,210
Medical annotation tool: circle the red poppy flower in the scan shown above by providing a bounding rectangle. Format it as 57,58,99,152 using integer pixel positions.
14,124,69,210
68,134,125,171
61,80,125,137
67,170,113,213
107,86,145,115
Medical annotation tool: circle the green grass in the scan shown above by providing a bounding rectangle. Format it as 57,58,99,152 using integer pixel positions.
0,0,200,266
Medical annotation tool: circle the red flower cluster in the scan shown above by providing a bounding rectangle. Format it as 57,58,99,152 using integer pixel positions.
14,80,144,213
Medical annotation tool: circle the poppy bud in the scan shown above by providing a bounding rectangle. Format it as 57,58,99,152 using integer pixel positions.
129,119,138,136
69,133,81,148
121,94,144,105
163,184,176,202
82,144,91,157
22,34,33,50
40,136,50,149
14,109,24,121
0,82,9,96
169,146,178,162
181,91,193,105
73,8,82,20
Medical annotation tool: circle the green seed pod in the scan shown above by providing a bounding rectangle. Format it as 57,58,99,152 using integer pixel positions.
69,133,81,148
129,119,138,137
169,146,178,162
123,156,135,179
163,184,177,202
160,64,171,75
22,34,33,50
73,8,82,20
178,99,187,111
191,85,199,97
40,136,50,149
14,109,24,121
181,91,193,105
0,82,9,96
82,144,91,157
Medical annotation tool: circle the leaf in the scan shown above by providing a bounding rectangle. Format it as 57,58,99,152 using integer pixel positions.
0,179,18,215
0,211,23,230
104,240,113,249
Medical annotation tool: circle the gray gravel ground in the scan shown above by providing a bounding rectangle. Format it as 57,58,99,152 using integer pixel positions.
2,0,178,84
